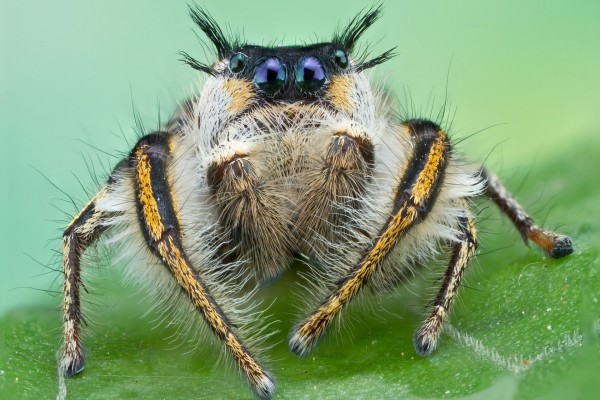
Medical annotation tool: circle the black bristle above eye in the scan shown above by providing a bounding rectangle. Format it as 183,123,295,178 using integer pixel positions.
332,3,396,71
188,6,232,58
357,47,397,72
178,51,218,76
333,3,384,52
181,7,239,75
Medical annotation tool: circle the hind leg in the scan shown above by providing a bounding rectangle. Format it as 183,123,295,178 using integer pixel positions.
481,168,573,258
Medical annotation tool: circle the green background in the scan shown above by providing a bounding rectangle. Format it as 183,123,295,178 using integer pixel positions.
1,1,599,399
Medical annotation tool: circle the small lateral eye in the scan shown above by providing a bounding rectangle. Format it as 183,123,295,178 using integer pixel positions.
229,53,247,73
334,49,349,69
296,57,326,93
254,57,286,95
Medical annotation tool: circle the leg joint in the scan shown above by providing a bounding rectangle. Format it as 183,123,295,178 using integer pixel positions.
328,131,375,169
403,119,443,140
207,153,255,190
129,132,171,164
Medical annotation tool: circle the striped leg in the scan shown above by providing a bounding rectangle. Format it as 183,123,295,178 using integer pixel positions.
414,203,477,356
290,119,449,356
60,188,111,376
132,133,274,399
481,168,573,258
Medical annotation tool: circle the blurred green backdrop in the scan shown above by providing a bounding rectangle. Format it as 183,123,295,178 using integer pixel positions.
1,1,599,399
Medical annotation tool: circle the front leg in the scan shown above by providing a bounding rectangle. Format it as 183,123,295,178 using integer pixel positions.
290,119,449,355
132,133,274,399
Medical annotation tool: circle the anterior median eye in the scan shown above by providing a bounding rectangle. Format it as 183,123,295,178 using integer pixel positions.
229,53,247,73
254,57,286,95
296,57,326,93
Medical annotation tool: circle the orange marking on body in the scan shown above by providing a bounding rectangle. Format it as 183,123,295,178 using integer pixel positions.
223,78,254,114
327,75,353,113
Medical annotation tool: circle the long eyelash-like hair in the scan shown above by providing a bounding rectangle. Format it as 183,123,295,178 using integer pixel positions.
356,48,397,72
189,5,232,58
180,4,395,75
333,3,383,51
179,6,235,76
333,3,396,71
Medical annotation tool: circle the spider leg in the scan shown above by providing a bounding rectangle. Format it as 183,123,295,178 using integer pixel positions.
132,133,274,399
60,186,114,376
414,200,477,356
481,168,573,258
290,119,449,356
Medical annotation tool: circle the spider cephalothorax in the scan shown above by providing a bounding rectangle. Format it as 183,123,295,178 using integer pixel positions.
58,5,573,399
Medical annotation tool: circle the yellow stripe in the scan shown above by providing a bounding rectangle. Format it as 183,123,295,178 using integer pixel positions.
334,130,447,303
135,146,163,242
411,131,447,204
157,237,267,387
297,130,448,342
135,146,267,387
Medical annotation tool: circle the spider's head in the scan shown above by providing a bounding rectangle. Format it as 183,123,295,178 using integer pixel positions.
181,5,395,134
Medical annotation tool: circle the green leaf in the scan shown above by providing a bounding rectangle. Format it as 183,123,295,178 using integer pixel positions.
1,140,599,400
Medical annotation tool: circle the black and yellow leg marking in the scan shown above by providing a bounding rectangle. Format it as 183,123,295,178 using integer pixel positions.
60,187,110,376
132,133,274,399
290,119,449,356
481,168,573,258
414,202,477,356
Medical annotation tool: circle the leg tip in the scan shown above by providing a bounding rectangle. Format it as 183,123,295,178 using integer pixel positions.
413,329,438,357
59,354,86,377
252,372,276,400
288,328,315,357
550,235,574,259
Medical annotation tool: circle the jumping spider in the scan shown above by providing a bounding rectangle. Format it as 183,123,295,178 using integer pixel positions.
58,6,574,399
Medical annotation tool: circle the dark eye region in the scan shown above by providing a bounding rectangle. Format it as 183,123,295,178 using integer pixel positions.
254,57,286,95
296,57,326,93
229,47,350,97
229,53,247,73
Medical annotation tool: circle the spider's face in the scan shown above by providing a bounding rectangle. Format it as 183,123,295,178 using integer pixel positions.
218,44,352,102
196,44,369,135
181,7,395,137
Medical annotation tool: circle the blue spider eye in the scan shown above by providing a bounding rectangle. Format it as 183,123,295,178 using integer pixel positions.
229,53,247,73
254,58,286,95
296,57,326,93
